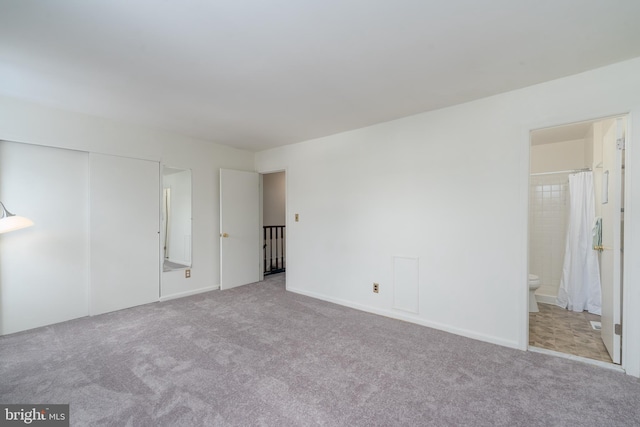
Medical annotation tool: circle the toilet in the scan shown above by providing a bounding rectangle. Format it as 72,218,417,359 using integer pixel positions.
528,274,541,312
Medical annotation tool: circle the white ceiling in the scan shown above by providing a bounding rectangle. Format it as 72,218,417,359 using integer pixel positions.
1,1,640,151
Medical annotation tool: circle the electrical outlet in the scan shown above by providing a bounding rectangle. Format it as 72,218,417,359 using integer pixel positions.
185,269,191,278
373,283,379,293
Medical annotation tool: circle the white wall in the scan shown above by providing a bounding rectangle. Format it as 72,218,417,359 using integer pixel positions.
0,141,89,334
255,57,640,377
585,125,594,169
263,171,285,226
530,139,587,173
0,95,255,331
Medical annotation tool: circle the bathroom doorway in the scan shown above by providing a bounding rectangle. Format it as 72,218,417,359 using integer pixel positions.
528,115,626,365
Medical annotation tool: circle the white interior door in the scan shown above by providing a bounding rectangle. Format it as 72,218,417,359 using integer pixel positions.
220,169,259,290
90,153,160,315
600,118,624,364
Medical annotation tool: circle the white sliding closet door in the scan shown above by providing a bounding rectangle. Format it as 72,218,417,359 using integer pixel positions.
0,141,89,335
90,153,160,315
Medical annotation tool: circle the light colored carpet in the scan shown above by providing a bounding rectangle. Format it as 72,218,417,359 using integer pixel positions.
2,273,639,426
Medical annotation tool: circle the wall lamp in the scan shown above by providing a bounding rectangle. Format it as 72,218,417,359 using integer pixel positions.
0,201,34,234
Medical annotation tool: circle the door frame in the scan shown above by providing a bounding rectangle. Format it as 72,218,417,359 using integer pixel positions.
521,113,631,372
258,168,288,288
600,117,625,363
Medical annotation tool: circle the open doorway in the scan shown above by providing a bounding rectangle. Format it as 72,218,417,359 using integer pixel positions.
261,171,286,286
528,116,626,366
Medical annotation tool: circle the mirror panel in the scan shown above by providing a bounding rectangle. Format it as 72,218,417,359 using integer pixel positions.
162,167,192,271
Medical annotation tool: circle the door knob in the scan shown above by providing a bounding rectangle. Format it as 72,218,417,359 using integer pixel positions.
221,233,229,238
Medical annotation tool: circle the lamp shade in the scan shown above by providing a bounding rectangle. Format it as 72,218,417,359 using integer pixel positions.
0,215,34,234
0,201,34,234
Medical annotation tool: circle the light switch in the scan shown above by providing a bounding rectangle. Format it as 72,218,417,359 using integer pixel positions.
295,213,299,222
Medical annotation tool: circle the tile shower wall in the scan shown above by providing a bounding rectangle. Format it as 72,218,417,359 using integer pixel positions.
529,173,570,299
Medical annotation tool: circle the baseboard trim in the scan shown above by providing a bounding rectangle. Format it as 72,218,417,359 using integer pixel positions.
528,346,624,372
287,287,519,350
535,294,557,305
160,285,219,302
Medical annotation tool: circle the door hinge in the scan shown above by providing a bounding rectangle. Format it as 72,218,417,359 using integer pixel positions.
615,323,622,336
616,137,625,150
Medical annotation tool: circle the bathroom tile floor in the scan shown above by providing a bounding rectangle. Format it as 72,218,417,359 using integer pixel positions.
529,302,612,363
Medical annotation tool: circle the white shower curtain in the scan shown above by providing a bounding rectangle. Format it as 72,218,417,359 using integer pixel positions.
556,172,602,314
